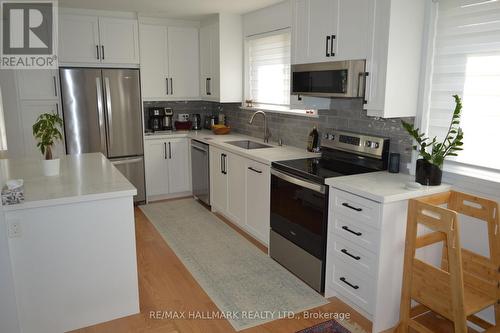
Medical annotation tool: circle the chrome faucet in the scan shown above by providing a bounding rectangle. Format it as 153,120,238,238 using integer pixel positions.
248,110,270,143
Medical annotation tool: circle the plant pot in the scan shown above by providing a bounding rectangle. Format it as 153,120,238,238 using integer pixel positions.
42,158,60,176
415,159,442,186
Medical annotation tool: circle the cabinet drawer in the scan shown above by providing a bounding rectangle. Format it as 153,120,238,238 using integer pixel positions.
331,236,377,277
332,189,381,228
331,216,380,253
331,261,374,315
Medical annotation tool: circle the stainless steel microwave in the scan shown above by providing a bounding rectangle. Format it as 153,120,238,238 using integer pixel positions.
291,60,367,98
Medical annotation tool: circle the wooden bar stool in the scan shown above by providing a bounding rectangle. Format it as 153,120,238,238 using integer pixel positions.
397,190,500,333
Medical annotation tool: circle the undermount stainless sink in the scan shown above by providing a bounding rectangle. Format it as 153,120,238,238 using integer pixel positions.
226,140,273,150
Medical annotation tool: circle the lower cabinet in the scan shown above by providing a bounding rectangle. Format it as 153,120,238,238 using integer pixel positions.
144,138,190,199
209,146,271,245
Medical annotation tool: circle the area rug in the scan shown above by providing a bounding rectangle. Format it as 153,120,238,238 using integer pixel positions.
296,319,367,333
140,198,328,331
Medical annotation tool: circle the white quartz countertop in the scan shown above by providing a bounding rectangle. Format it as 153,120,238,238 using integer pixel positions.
0,153,136,211
325,171,451,203
145,130,320,164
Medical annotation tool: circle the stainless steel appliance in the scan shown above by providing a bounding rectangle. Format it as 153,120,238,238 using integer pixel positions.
204,115,217,129
270,131,389,292
291,60,368,99
191,140,210,205
149,108,164,132
59,68,145,203
163,108,173,130
192,114,202,130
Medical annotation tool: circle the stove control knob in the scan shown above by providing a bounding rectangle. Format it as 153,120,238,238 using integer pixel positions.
365,141,380,149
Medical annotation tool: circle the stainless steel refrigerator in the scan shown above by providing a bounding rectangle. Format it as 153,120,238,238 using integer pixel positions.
59,68,145,202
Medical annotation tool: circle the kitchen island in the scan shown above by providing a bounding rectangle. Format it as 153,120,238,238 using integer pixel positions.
0,153,139,333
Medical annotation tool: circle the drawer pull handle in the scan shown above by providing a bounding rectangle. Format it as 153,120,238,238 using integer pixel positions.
341,248,361,260
342,202,363,212
340,277,359,290
248,167,262,174
342,226,362,236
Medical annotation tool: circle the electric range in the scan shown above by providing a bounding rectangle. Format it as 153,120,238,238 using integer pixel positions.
269,130,390,293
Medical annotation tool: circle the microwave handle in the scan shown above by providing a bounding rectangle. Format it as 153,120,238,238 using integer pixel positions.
357,72,369,103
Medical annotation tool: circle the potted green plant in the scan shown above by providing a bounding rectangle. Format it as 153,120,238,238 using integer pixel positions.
32,112,64,176
402,95,464,185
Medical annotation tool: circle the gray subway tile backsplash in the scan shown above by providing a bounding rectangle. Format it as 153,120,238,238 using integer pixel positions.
144,99,414,172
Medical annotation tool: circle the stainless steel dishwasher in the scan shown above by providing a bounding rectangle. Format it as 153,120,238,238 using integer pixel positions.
191,140,210,205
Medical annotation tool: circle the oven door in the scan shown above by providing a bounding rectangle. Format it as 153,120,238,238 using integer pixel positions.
291,60,366,98
270,168,327,259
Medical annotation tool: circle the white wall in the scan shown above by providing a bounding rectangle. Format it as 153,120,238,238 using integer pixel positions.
0,212,20,333
0,70,25,159
242,0,291,37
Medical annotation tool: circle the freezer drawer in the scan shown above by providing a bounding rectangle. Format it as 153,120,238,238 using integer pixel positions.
111,156,146,203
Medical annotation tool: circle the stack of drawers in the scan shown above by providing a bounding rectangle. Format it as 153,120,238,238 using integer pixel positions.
325,188,382,316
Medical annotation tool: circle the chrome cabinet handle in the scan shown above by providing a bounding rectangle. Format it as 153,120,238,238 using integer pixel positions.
325,35,330,57
341,249,361,261
248,167,262,174
340,277,359,290
342,202,362,212
342,225,362,236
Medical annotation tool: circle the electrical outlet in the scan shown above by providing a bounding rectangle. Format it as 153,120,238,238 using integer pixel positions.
8,220,21,238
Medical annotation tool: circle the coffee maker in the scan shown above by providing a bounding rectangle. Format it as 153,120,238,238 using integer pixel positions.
148,108,164,132
192,114,202,130
163,108,173,130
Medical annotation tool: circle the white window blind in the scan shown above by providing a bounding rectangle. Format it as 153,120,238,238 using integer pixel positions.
429,0,500,171
247,31,291,106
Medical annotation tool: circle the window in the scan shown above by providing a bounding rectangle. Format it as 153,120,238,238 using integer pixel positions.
245,30,291,106
427,0,500,171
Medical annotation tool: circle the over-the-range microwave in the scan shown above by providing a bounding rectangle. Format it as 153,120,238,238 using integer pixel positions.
291,59,367,99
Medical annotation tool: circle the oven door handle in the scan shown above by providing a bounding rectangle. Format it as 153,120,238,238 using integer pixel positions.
271,169,325,194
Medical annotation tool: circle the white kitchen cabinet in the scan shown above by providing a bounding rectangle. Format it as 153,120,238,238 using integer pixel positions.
139,24,199,100
20,101,65,159
292,0,372,64
59,14,139,65
245,160,271,245
98,17,140,64
16,70,59,101
144,138,190,199
59,14,101,64
226,153,246,227
199,14,241,102
209,146,227,212
364,0,426,118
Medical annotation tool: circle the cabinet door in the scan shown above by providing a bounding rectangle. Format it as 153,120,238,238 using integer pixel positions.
20,101,65,159
245,160,271,245
17,70,59,100
209,23,220,100
59,14,100,64
98,17,140,64
209,146,227,213
139,24,168,99
144,139,169,197
336,0,373,61
226,152,246,227
292,0,338,64
167,27,200,99
199,25,212,77
166,138,190,194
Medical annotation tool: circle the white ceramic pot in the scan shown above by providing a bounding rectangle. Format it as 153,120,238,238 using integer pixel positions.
42,158,60,176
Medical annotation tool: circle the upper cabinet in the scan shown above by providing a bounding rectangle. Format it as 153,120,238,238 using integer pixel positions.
59,14,139,65
292,0,373,64
139,23,200,100
199,14,242,103
364,0,426,118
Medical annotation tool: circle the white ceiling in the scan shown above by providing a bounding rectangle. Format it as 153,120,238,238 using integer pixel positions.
59,0,285,20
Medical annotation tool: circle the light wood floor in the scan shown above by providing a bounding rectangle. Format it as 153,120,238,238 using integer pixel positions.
71,200,468,333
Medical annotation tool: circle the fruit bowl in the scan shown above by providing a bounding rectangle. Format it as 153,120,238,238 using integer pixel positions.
212,125,231,135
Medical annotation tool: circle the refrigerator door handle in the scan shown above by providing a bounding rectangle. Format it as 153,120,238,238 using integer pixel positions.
104,77,113,151
96,77,107,155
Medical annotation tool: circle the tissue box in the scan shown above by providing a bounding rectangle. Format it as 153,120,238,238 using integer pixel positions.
2,180,24,205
